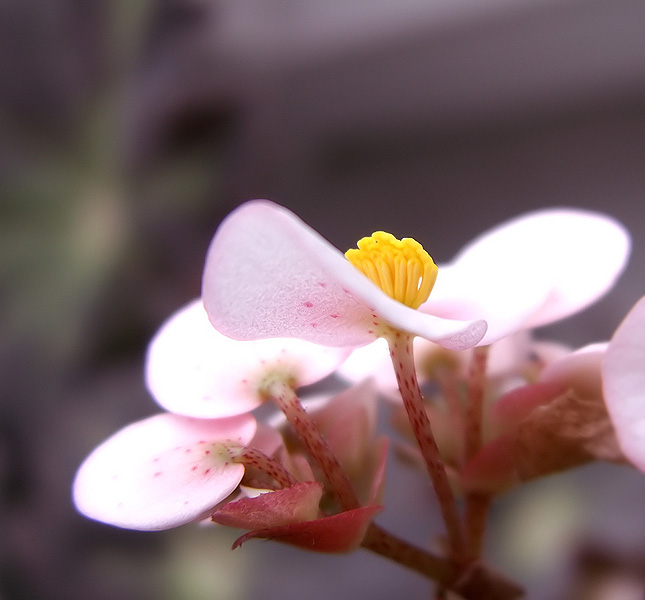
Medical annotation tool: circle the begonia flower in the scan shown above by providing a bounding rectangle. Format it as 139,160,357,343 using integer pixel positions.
73,412,257,530
202,201,629,351
146,299,349,418
202,200,487,351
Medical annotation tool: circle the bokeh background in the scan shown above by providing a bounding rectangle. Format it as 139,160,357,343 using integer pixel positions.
1,1,644,599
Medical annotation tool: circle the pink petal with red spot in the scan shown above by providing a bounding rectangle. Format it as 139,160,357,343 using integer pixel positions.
202,200,486,351
146,299,349,418
602,296,645,472
73,412,256,530
232,505,383,553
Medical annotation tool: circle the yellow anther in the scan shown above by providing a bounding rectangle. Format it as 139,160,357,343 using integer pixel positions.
345,231,438,309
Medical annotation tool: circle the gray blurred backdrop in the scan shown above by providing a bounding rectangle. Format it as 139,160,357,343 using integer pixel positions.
1,1,644,599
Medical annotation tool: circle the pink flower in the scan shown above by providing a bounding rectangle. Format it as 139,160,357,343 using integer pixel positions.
73,412,257,530
202,201,629,351
146,299,349,418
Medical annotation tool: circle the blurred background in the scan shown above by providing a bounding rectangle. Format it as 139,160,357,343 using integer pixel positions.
1,0,644,598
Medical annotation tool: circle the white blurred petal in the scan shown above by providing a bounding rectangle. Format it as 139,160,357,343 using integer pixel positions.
73,413,256,530
426,208,630,344
602,296,645,472
146,299,349,418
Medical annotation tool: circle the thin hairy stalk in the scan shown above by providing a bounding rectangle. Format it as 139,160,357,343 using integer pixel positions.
267,381,360,510
463,345,491,558
362,523,453,582
230,447,298,488
387,332,466,560
464,494,491,558
362,523,523,600
465,345,489,461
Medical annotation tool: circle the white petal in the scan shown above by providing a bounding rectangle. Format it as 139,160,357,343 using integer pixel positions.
146,299,349,418
424,263,548,345
429,208,630,343
202,200,486,350
602,296,645,472
73,413,256,530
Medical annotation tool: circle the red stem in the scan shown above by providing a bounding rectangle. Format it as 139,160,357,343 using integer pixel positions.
387,332,467,560
268,381,360,511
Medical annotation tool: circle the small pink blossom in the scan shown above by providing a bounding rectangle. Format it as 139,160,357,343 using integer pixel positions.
146,299,349,418
202,201,629,352
73,412,256,530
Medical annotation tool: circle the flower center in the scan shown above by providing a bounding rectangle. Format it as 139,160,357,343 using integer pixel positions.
345,231,438,309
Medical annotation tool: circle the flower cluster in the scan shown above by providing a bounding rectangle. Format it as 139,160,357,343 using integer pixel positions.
73,200,643,599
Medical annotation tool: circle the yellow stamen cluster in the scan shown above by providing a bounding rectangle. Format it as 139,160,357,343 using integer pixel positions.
345,231,438,309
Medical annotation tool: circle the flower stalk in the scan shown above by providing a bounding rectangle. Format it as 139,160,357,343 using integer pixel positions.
362,524,522,600
465,345,489,461
229,446,299,488
267,380,361,511
387,331,467,560
464,345,491,557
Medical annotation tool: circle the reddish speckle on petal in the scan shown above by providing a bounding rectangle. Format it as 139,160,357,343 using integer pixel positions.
303,301,314,308
311,322,318,328
204,450,211,455
191,466,198,472
204,469,211,475
330,314,339,319
154,472,162,478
